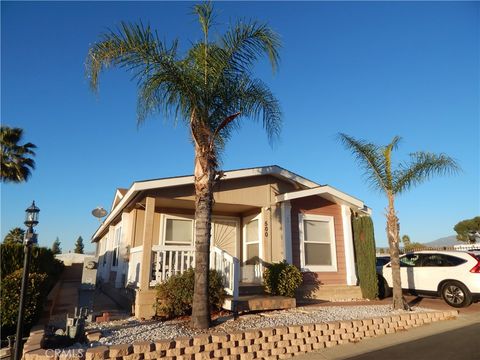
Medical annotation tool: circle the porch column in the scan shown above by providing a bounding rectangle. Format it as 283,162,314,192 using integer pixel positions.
341,205,358,285
281,201,292,264
139,197,155,290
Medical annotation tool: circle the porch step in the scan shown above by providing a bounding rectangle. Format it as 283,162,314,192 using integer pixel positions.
238,283,265,296
223,295,296,312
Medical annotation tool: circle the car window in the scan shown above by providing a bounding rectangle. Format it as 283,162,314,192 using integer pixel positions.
376,257,390,266
399,254,422,267
422,254,467,267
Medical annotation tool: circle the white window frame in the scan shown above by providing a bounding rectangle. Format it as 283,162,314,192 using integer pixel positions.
160,213,195,247
298,213,337,272
111,225,122,269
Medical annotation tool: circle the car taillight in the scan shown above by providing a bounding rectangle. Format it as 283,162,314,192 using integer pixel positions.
468,253,480,273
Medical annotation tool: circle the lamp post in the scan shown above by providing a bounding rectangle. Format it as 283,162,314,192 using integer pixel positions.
13,201,40,360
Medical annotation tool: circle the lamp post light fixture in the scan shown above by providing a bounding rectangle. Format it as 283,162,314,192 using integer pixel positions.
14,201,40,360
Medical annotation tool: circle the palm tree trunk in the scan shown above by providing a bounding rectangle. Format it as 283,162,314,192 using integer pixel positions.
191,144,216,329
386,194,409,310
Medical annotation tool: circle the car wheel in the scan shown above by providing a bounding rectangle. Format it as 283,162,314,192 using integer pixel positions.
377,275,392,299
441,281,472,308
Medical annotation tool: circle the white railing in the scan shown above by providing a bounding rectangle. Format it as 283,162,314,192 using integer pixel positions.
151,245,195,286
210,246,240,299
150,245,239,300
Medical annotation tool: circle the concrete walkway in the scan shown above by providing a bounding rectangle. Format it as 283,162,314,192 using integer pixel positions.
294,312,480,360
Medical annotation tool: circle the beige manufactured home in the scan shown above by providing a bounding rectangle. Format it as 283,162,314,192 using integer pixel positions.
92,165,371,318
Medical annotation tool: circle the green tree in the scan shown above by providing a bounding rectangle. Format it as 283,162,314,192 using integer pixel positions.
51,237,62,255
0,126,37,183
403,242,426,252
401,234,411,247
339,134,459,310
3,227,25,244
86,2,281,328
74,236,84,254
454,217,480,243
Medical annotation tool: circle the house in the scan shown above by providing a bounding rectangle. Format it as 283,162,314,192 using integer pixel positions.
92,165,371,319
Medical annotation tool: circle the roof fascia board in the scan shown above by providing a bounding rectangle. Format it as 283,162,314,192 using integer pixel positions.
276,185,371,214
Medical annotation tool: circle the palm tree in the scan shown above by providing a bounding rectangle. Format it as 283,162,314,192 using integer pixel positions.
3,227,25,244
86,3,281,328
339,134,459,310
0,126,37,183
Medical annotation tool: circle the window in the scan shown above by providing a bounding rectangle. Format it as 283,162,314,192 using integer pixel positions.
299,214,337,272
422,254,467,267
112,226,121,267
162,215,194,246
399,253,422,267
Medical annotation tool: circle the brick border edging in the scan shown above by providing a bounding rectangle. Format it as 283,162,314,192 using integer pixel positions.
24,310,458,360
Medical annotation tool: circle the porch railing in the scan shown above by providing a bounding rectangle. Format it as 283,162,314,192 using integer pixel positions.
150,245,239,299
210,246,240,299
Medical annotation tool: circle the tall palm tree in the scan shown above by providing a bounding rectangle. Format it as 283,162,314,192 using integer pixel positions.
0,126,37,183
86,3,281,328
339,134,459,310
3,227,25,244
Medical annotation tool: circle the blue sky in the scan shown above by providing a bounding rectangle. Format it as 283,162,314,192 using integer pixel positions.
2,1,478,253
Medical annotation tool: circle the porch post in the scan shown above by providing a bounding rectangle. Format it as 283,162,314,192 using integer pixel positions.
341,205,358,285
139,197,155,290
281,201,292,264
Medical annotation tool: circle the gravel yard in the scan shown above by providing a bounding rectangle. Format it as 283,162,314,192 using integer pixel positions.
86,304,434,346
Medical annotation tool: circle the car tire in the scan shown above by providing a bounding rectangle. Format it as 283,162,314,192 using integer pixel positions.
377,275,392,299
441,281,472,308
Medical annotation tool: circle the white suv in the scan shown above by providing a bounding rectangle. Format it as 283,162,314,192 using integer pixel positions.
379,250,480,307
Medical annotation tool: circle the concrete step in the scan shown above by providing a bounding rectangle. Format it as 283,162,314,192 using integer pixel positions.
238,283,265,296
223,295,296,312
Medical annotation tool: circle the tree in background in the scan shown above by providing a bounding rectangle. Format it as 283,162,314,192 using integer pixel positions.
86,2,281,329
0,126,37,183
339,134,459,310
51,237,62,255
454,217,480,243
74,236,84,254
401,235,411,247
3,227,25,245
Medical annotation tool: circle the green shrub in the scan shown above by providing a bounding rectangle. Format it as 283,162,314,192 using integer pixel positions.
352,215,379,300
0,270,48,337
263,261,303,297
0,243,64,282
156,269,226,318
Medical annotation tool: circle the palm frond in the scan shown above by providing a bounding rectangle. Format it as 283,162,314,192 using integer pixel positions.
85,21,177,92
393,152,460,194
338,133,388,193
216,20,281,76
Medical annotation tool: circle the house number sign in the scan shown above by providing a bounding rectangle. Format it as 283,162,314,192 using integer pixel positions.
264,221,269,238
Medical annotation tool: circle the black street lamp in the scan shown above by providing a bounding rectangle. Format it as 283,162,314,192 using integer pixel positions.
14,201,40,360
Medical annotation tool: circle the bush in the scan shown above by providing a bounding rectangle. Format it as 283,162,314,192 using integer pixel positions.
0,270,48,337
156,269,226,318
263,261,303,297
352,215,379,300
0,243,64,282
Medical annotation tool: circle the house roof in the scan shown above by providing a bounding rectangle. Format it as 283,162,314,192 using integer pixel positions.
276,185,372,215
91,165,319,242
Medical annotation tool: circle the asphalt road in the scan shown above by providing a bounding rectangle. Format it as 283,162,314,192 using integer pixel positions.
346,322,480,360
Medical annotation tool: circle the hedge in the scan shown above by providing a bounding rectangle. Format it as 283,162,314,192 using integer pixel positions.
352,215,378,299
263,260,303,297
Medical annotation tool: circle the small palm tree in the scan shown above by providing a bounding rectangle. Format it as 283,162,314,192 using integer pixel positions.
86,3,281,328
0,126,37,183
339,134,459,309
3,227,25,244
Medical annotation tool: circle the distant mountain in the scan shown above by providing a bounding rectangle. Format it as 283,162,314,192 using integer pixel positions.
423,235,465,247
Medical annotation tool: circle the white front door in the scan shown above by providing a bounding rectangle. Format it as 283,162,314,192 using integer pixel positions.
242,214,263,283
